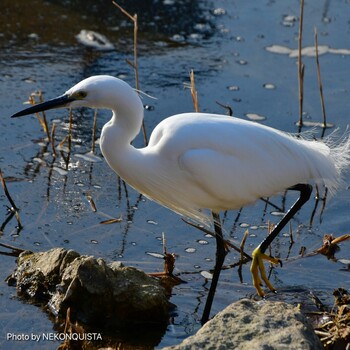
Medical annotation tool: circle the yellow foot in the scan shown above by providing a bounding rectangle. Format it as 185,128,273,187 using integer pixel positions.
250,245,282,297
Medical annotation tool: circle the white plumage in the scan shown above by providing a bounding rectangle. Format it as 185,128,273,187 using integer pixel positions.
13,75,349,224
11,75,350,323
77,76,348,226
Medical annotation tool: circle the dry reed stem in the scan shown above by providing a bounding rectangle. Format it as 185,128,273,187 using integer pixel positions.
100,216,123,225
267,221,275,259
314,233,350,260
91,109,98,153
60,110,73,170
38,91,50,140
0,169,18,211
112,1,148,146
297,0,305,129
0,169,22,228
309,184,320,226
58,136,68,149
68,109,73,153
0,242,25,255
64,109,73,169
63,307,71,335
238,230,249,279
29,92,50,141
148,232,181,280
240,230,249,258
289,222,294,244
162,232,167,255
190,69,199,112
51,122,57,157
160,232,178,276
181,218,252,260
314,27,327,128
86,194,97,212
216,101,233,116
320,187,328,217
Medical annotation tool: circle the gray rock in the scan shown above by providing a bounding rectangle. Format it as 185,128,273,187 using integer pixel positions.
8,248,170,328
164,299,322,350
11,248,79,301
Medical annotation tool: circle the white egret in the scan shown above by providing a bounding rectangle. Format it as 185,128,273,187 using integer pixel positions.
11,75,350,324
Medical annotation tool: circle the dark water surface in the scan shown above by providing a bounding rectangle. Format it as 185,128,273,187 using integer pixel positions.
1,0,350,348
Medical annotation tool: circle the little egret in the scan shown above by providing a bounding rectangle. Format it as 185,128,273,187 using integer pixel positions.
11,75,350,324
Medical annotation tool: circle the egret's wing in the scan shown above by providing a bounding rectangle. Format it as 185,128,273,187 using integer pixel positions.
178,133,319,210
179,148,263,209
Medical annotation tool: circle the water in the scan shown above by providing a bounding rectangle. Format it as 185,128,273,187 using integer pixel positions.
1,0,350,348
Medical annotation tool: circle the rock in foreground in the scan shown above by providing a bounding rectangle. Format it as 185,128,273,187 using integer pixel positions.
8,248,170,328
164,299,323,350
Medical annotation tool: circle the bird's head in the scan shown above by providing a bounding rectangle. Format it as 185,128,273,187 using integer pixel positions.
11,75,141,118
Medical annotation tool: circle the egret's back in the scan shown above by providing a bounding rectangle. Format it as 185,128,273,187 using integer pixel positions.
145,114,350,225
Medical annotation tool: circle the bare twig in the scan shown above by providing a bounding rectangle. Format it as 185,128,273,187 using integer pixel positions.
86,194,97,212
238,230,249,282
216,101,233,116
59,109,73,169
63,307,72,335
100,216,123,225
297,0,305,130
1,211,14,234
112,1,148,146
0,170,18,211
190,69,199,112
309,184,320,226
240,230,249,261
285,222,295,260
148,233,183,283
314,233,350,260
68,109,73,155
0,169,22,229
112,1,134,21
29,91,50,141
37,91,50,141
161,232,176,276
91,109,98,154
289,222,294,244
314,27,327,129
51,122,57,157
319,187,328,220
0,242,25,255
182,218,252,260
267,221,274,258
260,197,284,212
64,109,73,169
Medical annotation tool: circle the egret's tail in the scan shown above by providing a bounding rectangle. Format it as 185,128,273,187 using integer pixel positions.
312,129,350,195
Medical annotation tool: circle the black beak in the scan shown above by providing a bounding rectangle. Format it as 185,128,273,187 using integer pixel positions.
11,94,75,118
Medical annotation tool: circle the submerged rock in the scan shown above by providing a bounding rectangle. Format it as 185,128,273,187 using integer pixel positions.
164,299,323,350
8,248,170,328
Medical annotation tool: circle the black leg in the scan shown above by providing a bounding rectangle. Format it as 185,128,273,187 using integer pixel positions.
251,184,313,296
201,211,227,325
259,183,313,254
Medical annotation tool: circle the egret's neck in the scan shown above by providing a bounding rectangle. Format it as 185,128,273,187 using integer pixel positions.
100,104,144,177
112,106,143,144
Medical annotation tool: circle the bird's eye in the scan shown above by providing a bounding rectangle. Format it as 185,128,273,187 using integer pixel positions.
74,91,87,99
